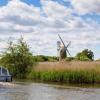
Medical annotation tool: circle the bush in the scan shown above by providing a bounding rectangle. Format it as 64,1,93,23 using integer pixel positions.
76,49,94,61
0,37,36,78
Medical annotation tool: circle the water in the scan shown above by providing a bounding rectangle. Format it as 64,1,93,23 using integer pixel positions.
0,81,100,100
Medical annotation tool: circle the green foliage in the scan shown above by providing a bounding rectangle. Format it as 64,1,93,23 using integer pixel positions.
28,69,100,84
0,37,35,78
66,57,74,61
33,55,57,62
76,49,94,61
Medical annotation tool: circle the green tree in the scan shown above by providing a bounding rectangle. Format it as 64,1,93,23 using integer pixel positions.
0,37,35,78
76,49,94,61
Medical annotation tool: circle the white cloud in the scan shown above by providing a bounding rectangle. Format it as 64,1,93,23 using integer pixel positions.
0,0,99,59
0,0,42,27
41,0,72,19
72,0,100,15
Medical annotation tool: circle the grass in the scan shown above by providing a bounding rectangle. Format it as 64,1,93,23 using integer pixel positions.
28,61,100,84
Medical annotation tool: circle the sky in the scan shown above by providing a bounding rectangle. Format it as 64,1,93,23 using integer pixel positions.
0,0,100,59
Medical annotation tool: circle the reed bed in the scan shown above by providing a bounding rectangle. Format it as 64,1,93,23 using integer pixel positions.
28,61,100,83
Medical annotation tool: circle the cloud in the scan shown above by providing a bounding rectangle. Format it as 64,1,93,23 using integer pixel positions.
72,0,100,15
0,0,99,59
41,0,72,19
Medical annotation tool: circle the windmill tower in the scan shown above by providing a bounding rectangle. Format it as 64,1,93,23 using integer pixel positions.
57,34,71,61
57,41,61,60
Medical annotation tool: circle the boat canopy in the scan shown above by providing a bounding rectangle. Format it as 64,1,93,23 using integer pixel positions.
0,67,10,76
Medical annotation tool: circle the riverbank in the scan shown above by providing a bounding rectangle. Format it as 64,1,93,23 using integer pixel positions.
28,61,100,84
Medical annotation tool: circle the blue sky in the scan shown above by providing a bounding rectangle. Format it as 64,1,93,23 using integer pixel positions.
0,0,8,6
0,0,100,59
21,0,41,7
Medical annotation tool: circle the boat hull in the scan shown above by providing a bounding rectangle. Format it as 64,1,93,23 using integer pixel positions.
0,75,12,82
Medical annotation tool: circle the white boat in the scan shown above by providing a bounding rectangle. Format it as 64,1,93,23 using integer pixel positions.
0,67,12,82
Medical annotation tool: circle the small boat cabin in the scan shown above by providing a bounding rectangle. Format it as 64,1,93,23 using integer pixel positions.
0,67,12,82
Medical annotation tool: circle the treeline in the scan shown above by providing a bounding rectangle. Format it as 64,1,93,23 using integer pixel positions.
32,55,57,62
32,49,94,62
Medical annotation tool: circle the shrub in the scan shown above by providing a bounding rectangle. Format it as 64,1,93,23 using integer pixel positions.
0,37,36,78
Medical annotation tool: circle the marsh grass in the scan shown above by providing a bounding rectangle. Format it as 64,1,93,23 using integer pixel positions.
28,61,100,83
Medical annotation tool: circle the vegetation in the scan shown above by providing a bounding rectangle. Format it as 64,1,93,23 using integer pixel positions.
32,55,57,62
28,61,100,83
0,37,36,78
0,36,99,84
66,57,75,61
76,49,94,61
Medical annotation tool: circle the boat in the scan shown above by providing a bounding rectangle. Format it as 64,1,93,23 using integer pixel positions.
0,67,12,82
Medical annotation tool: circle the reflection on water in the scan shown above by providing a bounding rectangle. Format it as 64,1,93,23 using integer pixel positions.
0,82,100,100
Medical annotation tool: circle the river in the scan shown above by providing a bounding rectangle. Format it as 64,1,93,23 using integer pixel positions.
0,81,100,100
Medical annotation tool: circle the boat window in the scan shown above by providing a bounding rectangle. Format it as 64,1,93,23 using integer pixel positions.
2,68,7,75
0,67,1,75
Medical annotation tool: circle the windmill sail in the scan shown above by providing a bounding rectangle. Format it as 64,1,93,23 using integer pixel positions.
57,41,61,50
66,49,71,56
66,41,71,48
58,34,65,47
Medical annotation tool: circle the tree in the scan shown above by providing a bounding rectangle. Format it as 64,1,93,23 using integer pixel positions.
76,49,94,61
0,37,35,78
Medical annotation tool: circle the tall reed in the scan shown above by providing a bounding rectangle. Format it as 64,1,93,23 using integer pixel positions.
28,61,100,83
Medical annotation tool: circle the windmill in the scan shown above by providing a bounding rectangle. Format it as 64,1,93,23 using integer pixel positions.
57,34,71,61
